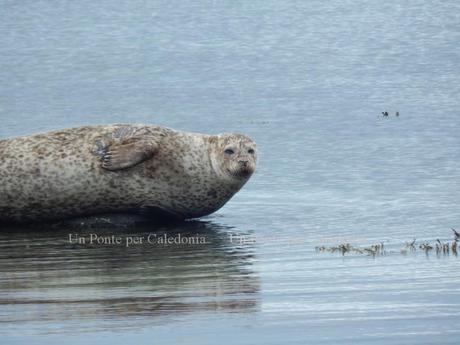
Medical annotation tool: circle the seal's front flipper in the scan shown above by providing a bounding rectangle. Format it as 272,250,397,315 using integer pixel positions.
102,140,157,171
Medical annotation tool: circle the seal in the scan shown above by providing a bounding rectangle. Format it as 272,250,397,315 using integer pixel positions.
0,124,257,223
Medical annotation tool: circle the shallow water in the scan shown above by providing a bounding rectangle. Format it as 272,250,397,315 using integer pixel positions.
1,0,460,344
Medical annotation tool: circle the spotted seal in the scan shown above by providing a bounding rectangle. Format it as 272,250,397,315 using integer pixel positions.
0,124,257,223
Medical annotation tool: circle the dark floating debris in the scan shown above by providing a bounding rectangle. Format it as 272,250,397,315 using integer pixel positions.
316,230,459,257
405,238,417,251
434,239,452,255
380,111,400,117
419,242,433,253
315,242,386,257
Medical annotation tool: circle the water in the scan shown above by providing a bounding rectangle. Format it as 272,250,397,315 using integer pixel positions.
1,0,459,343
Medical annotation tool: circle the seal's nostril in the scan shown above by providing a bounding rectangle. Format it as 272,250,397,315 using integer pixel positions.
239,160,248,166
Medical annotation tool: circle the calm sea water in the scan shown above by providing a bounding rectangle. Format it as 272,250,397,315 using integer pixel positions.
1,0,459,344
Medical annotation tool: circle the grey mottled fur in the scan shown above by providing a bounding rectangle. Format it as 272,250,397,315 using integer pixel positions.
0,124,257,223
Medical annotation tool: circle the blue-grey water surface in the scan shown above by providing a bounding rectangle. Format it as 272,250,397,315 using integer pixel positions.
1,0,459,344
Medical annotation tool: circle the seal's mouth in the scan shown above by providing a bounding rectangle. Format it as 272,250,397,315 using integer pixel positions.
239,167,254,177
227,167,254,179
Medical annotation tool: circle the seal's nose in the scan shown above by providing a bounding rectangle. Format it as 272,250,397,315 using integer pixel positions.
238,160,248,167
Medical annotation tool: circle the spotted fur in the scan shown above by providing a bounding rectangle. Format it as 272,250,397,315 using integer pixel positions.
0,124,257,223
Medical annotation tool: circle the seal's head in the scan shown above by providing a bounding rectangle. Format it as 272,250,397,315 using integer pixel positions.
209,133,257,182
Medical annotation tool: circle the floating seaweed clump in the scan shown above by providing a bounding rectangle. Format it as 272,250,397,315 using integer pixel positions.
316,229,459,257
315,242,385,257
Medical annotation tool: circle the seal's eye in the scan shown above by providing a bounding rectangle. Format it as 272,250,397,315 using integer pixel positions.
224,149,234,155
248,149,255,154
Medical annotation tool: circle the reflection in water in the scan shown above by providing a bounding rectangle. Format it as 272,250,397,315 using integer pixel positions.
0,220,259,331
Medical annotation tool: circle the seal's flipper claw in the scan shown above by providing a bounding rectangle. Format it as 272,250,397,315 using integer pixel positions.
101,141,157,171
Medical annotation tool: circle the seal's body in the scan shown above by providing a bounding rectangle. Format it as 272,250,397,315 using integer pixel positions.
0,124,257,223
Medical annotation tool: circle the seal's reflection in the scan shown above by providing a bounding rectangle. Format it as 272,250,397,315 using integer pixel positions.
0,220,260,328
